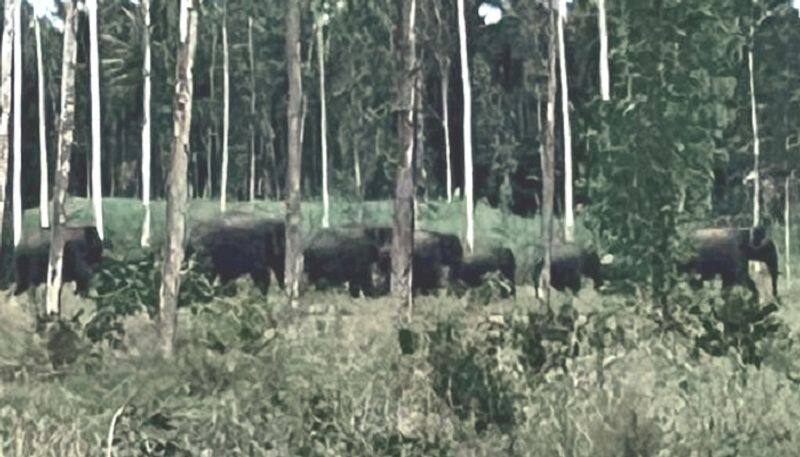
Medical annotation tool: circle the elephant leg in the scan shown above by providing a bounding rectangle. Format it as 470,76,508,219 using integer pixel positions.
250,269,270,295
272,264,286,289
742,276,759,302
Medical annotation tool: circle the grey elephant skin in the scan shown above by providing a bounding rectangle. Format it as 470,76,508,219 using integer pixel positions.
14,226,106,296
188,214,286,295
532,243,603,297
454,246,516,297
680,227,778,300
303,227,383,297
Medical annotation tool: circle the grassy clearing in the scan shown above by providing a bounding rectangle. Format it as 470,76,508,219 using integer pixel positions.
25,197,581,281
3,198,800,455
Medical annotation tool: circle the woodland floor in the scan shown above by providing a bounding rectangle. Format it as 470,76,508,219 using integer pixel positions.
1,198,799,456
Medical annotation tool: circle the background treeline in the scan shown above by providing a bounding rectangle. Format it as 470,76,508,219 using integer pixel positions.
10,0,797,221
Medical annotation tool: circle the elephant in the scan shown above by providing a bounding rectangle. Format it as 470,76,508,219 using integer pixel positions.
303,227,383,297
453,246,516,297
532,243,604,297
188,215,285,294
347,225,464,295
679,226,778,300
14,225,107,296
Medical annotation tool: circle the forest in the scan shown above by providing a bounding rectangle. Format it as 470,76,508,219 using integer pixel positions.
1,0,800,455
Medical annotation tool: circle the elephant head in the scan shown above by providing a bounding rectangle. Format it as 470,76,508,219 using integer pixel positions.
743,238,779,298
582,250,604,289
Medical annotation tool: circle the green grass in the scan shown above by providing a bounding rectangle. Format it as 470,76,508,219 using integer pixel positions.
4,198,800,455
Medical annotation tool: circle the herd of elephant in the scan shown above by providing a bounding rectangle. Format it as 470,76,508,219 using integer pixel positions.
10,213,781,302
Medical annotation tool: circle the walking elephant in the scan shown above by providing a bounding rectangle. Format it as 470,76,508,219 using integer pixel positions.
14,225,108,296
532,243,604,297
188,215,286,294
680,226,778,300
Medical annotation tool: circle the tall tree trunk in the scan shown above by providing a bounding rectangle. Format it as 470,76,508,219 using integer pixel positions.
392,0,416,315
140,0,152,247
0,0,14,252
263,106,276,199
597,0,610,101
35,18,49,228
748,38,760,227
353,129,362,196
205,27,217,200
558,0,574,242
220,11,230,212
539,2,558,308
158,0,198,357
441,64,452,203
87,0,104,239
414,69,426,202
284,0,304,306
248,16,257,202
12,0,21,246
785,173,792,287
457,0,474,254
46,0,79,316
109,118,116,197
317,22,330,228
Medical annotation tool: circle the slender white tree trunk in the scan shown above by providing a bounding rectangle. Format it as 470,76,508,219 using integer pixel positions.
748,44,760,227
785,174,792,287
205,28,217,199
248,16,256,202
441,68,452,203
597,0,610,101
558,0,574,242
12,0,21,246
317,23,330,228
159,0,198,356
87,0,104,239
540,2,558,306
456,0,473,254
46,0,78,316
140,0,152,247
0,0,14,250
220,13,229,213
35,19,49,228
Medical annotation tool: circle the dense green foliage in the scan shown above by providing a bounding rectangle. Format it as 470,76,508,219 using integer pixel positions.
3,0,800,454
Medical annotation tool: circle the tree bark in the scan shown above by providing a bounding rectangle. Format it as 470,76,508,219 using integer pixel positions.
392,0,417,316
263,106,276,199
12,0,21,246
457,0,474,254
220,11,230,212
205,27,217,200
35,18,49,228
0,0,14,253
46,0,79,316
597,0,610,101
248,16,257,202
140,0,152,247
558,0,574,242
441,65,452,203
748,40,760,227
785,173,792,287
284,0,304,307
158,0,198,357
539,2,558,308
317,22,330,227
414,68,426,202
87,0,104,240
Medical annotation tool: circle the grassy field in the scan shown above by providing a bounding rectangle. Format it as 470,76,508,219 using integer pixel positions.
2,198,800,455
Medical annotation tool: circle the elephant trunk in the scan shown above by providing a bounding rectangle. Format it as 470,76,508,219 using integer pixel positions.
748,239,779,297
